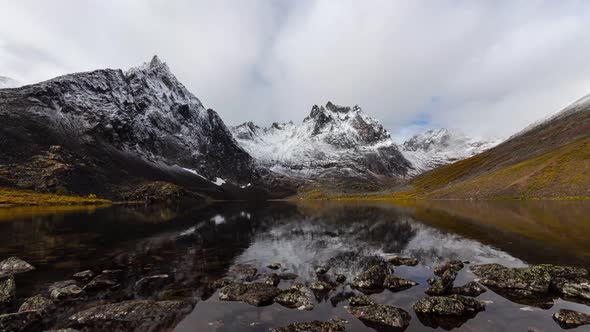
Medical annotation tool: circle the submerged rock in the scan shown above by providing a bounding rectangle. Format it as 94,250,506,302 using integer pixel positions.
274,288,314,310
470,264,551,294
351,265,387,293
134,274,169,296
219,282,281,306
49,280,83,300
329,291,355,307
68,300,192,331
384,275,418,292
72,270,95,281
348,295,375,307
553,309,590,329
228,264,258,281
267,263,281,270
0,310,41,332
348,304,411,331
18,295,54,314
278,273,298,280
0,277,15,306
434,260,464,276
452,281,487,297
0,257,34,277
265,273,281,287
413,294,486,316
269,319,346,332
388,256,419,267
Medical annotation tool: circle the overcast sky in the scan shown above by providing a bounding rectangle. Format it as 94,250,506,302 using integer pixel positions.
2,1,590,140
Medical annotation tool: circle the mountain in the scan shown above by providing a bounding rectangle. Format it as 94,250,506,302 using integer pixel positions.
0,56,267,200
405,94,590,199
401,128,502,174
0,76,21,89
231,102,412,191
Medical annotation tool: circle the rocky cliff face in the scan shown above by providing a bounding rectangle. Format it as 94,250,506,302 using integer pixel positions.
401,128,502,175
231,102,412,189
0,56,262,199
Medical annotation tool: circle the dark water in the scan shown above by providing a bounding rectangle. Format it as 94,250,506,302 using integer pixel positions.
1,200,590,331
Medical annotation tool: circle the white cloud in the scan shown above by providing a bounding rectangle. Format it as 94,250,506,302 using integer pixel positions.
1,0,590,139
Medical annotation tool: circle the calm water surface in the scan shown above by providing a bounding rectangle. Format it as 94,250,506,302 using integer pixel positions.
1,200,590,331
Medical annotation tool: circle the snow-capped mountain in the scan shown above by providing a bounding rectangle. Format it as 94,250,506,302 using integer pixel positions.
0,56,260,198
0,76,21,89
231,102,412,185
401,128,502,174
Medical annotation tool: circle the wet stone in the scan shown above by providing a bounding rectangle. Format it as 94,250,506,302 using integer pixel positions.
388,256,419,267
0,277,15,306
18,294,54,314
384,275,418,292
413,294,486,316
0,257,35,277
267,263,281,270
228,264,258,281
274,288,314,310
0,310,41,332
72,270,95,281
434,260,464,276
83,274,119,292
134,274,169,296
265,273,281,287
470,264,551,294
68,300,192,331
452,281,487,297
315,266,330,275
348,295,375,307
348,304,411,331
553,309,590,329
211,278,233,290
219,282,281,306
351,265,387,293
335,274,346,283
560,279,590,301
309,280,334,293
425,269,457,296
49,280,83,300
269,319,346,332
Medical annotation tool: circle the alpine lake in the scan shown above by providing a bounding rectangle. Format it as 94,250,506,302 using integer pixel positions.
1,199,590,331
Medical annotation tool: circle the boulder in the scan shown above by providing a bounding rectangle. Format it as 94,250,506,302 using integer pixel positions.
434,260,464,276
348,304,411,331
470,264,551,294
18,295,54,314
265,273,280,287
351,265,387,293
134,274,169,296
452,281,487,297
68,300,191,331
553,309,590,329
0,257,34,278
388,256,418,267
0,277,15,306
219,282,281,306
49,280,83,300
72,270,95,281
413,294,486,316
274,288,314,310
269,319,346,332
0,311,41,332
384,275,418,292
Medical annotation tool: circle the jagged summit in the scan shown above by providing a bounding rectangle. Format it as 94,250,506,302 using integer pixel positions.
230,102,411,184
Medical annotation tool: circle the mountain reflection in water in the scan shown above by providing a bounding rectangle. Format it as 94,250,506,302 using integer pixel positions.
0,200,589,331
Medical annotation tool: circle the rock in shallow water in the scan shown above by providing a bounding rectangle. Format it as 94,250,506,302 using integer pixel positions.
219,282,281,306
470,263,551,294
413,294,486,316
425,269,457,296
134,274,169,296
434,260,464,276
348,295,375,307
265,273,281,287
267,263,281,270
452,281,487,297
68,300,192,331
348,304,411,331
83,274,119,292
553,309,590,329
351,265,387,293
274,288,314,310
384,275,418,292
0,257,34,278
49,280,83,300
388,256,418,267
228,264,258,282
72,270,94,281
0,277,15,306
0,310,41,332
18,294,54,314
269,319,346,332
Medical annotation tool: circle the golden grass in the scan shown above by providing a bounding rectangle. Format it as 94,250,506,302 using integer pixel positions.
0,187,111,208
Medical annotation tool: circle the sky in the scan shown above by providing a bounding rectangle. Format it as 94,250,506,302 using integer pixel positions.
2,1,590,141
